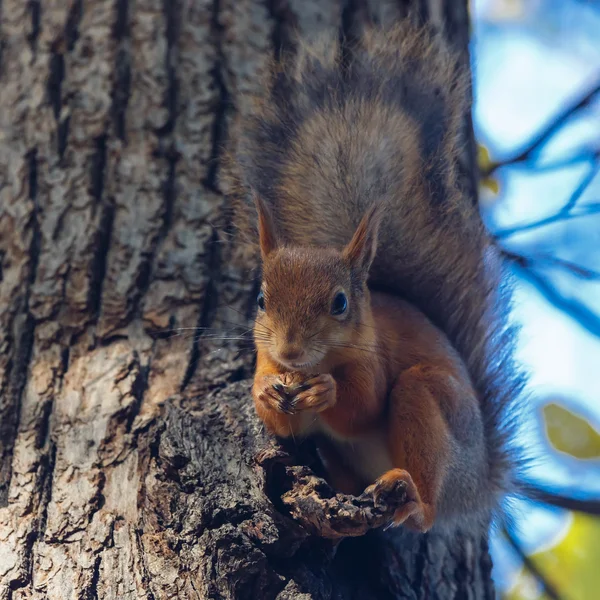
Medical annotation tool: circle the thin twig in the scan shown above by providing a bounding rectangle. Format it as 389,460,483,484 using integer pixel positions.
562,161,600,213
483,77,600,177
532,149,600,173
511,261,600,339
495,203,600,238
502,250,600,280
495,161,600,238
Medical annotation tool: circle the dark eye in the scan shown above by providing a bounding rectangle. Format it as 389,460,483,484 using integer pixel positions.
257,290,265,311
331,292,348,316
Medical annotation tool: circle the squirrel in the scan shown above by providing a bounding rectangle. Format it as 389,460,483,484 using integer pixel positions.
229,19,524,534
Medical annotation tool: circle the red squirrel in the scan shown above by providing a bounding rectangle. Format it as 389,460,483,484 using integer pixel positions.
231,20,523,533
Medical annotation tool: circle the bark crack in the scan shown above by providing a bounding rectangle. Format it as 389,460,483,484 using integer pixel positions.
135,528,157,600
178,0,238,389
46,51,65,141
87,131,113,320
46,0,83,158
88,554,101,600
0,0,4,75
91,135,107,207
65,0,83,51
126,0,179,323
111,0,131,140
265,0,296,60
0,151,41,507
126,356,150,434
5,529,37,596
89,200,115,324
37,441,57,541
202,0,229,194
180,229,221,390
157,0,178,137
27,0,41,52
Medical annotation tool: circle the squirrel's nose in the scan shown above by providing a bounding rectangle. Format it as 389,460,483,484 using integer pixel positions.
279,347,305,362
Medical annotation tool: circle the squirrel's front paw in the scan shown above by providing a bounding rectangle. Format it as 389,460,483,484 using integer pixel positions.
288,374,337,413
255,375,296,414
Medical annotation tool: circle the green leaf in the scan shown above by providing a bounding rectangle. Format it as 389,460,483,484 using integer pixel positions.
543,402,600,460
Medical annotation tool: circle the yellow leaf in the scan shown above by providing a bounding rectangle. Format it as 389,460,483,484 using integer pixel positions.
477,143,500,199
478,143,493,171
543,402,600,459
481,176,500,195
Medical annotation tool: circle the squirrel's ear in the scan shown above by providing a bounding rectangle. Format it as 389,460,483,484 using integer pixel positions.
342,204,382,273
254,192,279,259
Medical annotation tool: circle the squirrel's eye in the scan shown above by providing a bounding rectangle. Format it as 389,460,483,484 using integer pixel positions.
257,290,266,311
331,292,348,316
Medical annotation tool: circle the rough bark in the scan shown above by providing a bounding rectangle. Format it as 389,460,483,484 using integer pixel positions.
0,0,495,598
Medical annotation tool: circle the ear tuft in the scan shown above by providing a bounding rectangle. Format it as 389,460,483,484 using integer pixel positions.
254,192,279,259
342,204,383,273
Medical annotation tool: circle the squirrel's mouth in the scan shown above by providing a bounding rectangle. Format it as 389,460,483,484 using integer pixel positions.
289,361,314,369
276,358,318,371
273,348,326,372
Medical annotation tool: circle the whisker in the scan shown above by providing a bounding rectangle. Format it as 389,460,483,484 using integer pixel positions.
154,323,255,341
354,320,382,331
317,340,380,352
352,324,374,346
254,325,276,338
219,302,279,337
307,326,327,341
199,336,258,342
253,321,277,337
168,331,256,343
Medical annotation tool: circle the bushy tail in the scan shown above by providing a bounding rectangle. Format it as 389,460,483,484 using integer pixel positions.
230,20,526,508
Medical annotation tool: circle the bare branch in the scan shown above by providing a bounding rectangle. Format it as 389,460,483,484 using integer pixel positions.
521,482,600,516
502,527,563,600
483,77,600,176
532,149,600,173
495,204,600,239
562,161,600,214
510,260,600,339
501,250,600,280
495,161,600,239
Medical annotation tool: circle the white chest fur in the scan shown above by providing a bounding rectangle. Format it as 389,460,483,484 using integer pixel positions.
315,418,393,485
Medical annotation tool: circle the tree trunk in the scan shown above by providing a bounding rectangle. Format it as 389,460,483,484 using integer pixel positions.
0,0,495,598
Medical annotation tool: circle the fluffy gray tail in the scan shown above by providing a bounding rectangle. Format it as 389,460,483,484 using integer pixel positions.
232,20,527,508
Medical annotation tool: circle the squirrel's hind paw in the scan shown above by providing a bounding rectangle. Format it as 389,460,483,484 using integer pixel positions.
365,468,434,533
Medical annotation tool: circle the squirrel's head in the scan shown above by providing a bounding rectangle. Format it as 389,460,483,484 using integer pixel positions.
253,195,381,372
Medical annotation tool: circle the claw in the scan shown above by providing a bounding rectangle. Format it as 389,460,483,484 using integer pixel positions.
278,401,294,414
289,382,311,394
272,382,287,396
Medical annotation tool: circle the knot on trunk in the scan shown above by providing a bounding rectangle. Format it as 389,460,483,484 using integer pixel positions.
256,446,408,539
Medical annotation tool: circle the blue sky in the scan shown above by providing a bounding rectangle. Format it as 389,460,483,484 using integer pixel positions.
470,0,600,591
